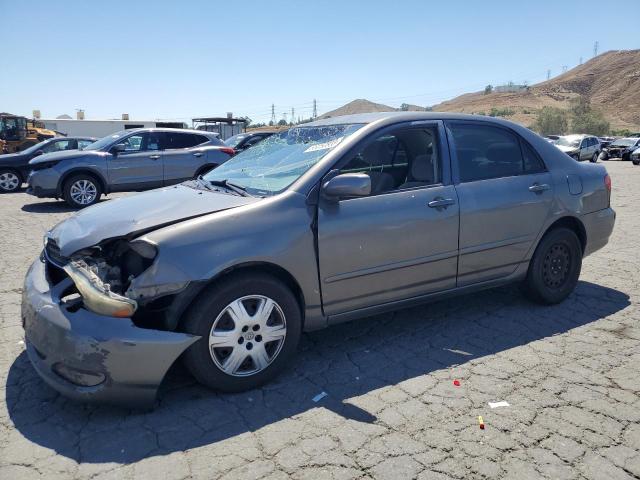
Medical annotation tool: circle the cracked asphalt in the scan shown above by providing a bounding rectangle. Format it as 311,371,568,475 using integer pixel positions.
1,161,639,479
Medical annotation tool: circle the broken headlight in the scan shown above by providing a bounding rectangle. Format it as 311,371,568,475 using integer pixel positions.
65,239,158,318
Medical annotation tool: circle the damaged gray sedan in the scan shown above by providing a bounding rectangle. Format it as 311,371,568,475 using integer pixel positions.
22,112,616,407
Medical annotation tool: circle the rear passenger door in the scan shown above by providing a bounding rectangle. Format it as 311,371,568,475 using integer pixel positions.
162,132,210,184
318,122,459,316
446,121,553,286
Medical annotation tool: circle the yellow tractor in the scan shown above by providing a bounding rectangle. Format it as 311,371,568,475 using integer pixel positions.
0,113,57,154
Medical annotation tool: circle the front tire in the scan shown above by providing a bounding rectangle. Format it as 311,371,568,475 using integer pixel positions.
590,152,598,163
633,158,640,166
523,227,582,305
182,273,302,392
0,169,22,193
63,174,102,208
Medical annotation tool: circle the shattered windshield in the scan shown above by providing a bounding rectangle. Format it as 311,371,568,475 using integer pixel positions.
203,123,364,196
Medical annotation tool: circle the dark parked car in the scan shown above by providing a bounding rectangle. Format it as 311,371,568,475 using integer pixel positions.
599,137,640,161
22,112,615,407
224,131,276,152
0,136,95,193
631,147,640,165
26,128,234,208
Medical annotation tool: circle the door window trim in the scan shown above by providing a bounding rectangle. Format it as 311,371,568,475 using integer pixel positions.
444,120,548,185
323,120,452,200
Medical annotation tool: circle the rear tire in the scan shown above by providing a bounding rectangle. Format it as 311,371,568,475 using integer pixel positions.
0,169,22,192
633,159,640,166
182,273,302,392
63,174,102,208
523,227,582,305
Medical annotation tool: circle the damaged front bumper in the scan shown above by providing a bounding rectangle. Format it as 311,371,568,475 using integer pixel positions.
22,257,200,408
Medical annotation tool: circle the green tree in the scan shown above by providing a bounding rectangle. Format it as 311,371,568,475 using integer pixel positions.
277,119,287,126
484,85,493,95
534,107,568,136
569,97,610,136
400,103,410,111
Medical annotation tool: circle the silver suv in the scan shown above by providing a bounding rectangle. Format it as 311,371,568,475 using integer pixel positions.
26,128,235,208
555,134,601,162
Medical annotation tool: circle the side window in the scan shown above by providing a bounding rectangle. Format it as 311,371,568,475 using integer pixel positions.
43,139,74,152
121,134,144,152
165,133,206,149
339,128,440,195
448,123,526,182
78,139,94,150
522,141,546,173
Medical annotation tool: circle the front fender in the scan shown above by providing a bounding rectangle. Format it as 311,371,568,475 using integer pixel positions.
132,191,325,329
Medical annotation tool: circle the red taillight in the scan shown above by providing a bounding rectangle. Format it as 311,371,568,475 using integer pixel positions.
604,174,611,192
220,147,236,156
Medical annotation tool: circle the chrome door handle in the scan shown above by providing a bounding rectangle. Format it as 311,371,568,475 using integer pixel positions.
149,154,160,160
193,152,203,157
529,183,550,193
428,197,455,208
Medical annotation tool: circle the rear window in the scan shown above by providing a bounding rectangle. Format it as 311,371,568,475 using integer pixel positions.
448,123,544,182
165,133,210,149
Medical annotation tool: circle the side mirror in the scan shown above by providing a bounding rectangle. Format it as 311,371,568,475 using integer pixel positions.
112,143,127,154
322,173,371,200
34,150,44,157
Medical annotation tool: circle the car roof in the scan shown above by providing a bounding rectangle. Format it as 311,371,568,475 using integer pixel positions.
303,111,533,127
559,134,589,140
123,127,218,137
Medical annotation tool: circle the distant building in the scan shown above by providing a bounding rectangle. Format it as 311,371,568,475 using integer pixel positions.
494,83,528,93
41,118,187,137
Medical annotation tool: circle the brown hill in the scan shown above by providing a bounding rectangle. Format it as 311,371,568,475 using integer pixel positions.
319,99,395,119
432,50,640,130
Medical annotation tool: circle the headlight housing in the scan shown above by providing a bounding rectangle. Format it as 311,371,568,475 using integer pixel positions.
64,261,137,318
63,239,158,318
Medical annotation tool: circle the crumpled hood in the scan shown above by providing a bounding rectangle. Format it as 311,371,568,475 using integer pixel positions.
48,184,260,256
29,149,95,165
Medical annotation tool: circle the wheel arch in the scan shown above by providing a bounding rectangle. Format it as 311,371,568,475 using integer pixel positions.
57,168,108,195
541,216,587,255
195,163,218,177
176,261,306,330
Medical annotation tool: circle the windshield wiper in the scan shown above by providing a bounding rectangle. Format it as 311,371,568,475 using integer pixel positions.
205,178,252,197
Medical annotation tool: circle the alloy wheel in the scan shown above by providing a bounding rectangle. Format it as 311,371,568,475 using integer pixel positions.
70,179,97,205
0,172,20,191
209,295,287,377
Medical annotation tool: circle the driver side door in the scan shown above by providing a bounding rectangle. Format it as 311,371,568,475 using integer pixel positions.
317,122,460,318
107,132,164,191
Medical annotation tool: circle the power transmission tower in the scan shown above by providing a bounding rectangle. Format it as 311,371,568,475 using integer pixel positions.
312,99,317,118
593,41,599,57
270,104,276,125
579,56,583,65
291,107,295,125
282,112,287,124
547,69,551,80
562,65,568,73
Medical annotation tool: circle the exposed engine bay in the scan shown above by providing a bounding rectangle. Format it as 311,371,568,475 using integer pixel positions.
67,239,156,298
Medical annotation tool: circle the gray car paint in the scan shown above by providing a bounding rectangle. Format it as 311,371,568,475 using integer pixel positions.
26,128,230,198
22,112,616,406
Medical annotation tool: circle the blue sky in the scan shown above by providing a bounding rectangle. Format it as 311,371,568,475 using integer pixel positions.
1,0,637,124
